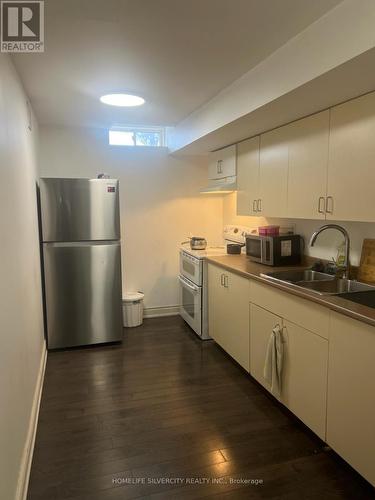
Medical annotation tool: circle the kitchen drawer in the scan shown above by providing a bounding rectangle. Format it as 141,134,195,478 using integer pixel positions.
250,281,329,339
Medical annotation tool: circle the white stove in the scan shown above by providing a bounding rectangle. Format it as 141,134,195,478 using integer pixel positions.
179,243,227,260
179,225,255,259
178,225,254,339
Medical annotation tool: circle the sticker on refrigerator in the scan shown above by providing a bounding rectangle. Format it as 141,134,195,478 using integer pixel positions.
281,240,292,257
107,186,116,193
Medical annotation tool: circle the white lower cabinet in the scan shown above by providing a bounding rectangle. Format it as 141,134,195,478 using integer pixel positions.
249,304,281,394
208,264,250,371
207,263,225,346
249,303,328,439
281,320,328,440
327,313,375,486
208,265,375,485
250,281,330,339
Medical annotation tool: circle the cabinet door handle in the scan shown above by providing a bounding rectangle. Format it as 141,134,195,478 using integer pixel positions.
224,275,229,288
257,199,262,212
252,199,258,213
217,160,223,174
220,274,225,286
318,196,325,214
326,196,334,214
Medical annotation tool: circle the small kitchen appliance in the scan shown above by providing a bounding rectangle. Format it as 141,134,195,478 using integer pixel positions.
246,234,302,266
181,236,207,250
227,243,245,254
189,237,207,250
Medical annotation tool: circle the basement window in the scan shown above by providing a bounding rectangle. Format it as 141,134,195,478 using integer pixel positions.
109,127,165,147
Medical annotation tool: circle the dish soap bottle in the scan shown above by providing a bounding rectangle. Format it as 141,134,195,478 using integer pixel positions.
335,241,346,269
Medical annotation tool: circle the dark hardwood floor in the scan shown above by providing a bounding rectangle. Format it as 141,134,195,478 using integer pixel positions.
27,316,374,500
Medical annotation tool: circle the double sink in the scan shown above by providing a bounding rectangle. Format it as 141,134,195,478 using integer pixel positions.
261,269,375,308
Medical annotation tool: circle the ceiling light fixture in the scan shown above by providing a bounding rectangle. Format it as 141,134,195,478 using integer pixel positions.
100,93,145,107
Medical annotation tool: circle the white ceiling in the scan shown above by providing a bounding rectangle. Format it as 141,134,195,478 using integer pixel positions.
13,0,342,129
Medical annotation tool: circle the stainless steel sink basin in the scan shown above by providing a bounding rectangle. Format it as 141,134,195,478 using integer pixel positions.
338,290,375,308
296,279,375,295
261,269,334,284
261,269,375,296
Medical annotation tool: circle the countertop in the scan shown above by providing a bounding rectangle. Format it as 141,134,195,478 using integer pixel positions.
206,254,375,328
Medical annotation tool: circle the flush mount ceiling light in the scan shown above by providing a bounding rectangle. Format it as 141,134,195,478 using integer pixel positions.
100,93,145,107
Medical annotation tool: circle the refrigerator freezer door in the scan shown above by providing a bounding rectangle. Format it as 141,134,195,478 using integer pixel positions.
40,178,120,242
43,241,123,349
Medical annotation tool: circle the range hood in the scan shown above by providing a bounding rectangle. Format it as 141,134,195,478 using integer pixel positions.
200,175,237,194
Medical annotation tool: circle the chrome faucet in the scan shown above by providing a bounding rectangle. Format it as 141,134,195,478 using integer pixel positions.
309,224,350,279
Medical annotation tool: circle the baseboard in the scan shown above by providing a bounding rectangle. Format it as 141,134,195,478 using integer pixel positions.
143,305,179,318
16,342,47,500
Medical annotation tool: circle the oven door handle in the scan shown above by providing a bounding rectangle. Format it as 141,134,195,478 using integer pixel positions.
178,275,199,293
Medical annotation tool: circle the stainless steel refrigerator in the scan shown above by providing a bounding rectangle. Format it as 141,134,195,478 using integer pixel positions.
39,178,123,349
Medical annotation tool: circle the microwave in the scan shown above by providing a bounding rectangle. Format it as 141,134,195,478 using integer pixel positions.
246,234,302,266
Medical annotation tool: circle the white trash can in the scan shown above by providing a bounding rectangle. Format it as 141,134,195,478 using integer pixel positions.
122,292,145,327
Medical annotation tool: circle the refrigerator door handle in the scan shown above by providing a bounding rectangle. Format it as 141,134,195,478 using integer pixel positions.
43,241,120,247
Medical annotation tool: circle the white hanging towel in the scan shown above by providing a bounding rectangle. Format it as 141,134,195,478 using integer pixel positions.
263,324,284,398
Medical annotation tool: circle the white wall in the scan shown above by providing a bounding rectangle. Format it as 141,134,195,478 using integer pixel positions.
39,126,222,312
171,0,375,151
224,193,375,266
0,55,45,500
39,124,375,311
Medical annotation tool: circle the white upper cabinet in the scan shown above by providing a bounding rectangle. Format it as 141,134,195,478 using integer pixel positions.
231,90,375,221
259,126,289,217
327,92,375,222
208,144,236,180
236,136,260,216
287,111,329,220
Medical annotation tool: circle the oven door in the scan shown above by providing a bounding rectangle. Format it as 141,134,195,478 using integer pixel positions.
178,275,202,336
180,250,202,286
